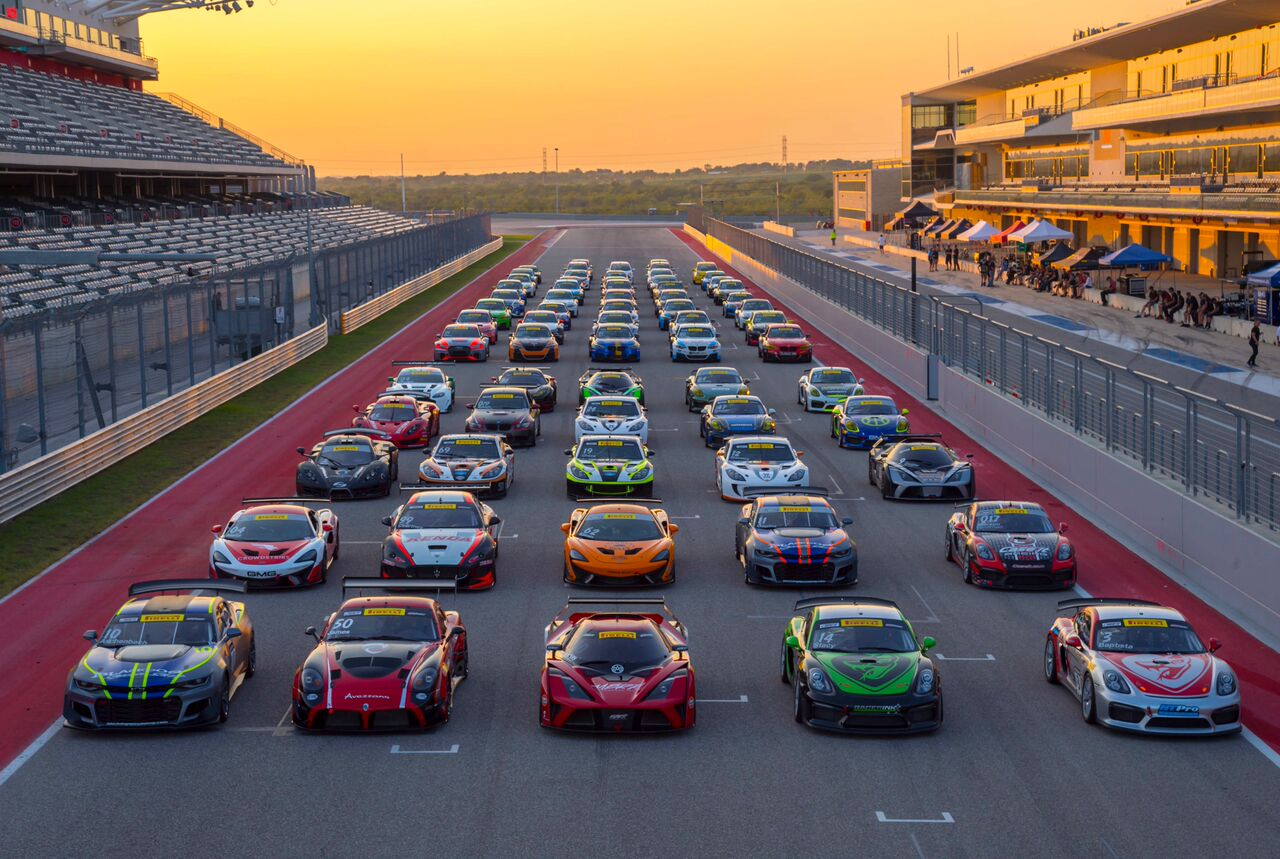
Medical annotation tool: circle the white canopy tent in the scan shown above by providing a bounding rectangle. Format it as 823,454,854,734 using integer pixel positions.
957,220,999,242
1009,220,1074,243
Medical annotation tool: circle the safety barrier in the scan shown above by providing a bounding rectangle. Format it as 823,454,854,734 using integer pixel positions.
762,221,796,237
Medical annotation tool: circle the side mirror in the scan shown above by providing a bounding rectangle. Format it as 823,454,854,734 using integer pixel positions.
901,408,910,416
223,627,242,641
646,449,655,458
559,522,571,534
668,523,680,534
784,634,800,649
1208,637,1222,653
352,404,361,413
296,446,307,456
768,408,777,416
737,517,749,526
305,625,319,642
920,636,936,653
490,377,498,382
210,524,223,535
465,403,475,410
545,642,563,653
83,629,98,642
1065,634,1083,649
842,517,853,525
563,448,574,456
1059,522,1069,534
380,515,394,527
964,453,975,459
386,376,395,384
322,523,334,533
715,449,724,458
489,516,502,527
796,451,805,458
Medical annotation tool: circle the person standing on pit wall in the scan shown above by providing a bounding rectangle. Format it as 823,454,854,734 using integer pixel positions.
1248,321,1261,368
830,228,837,247
878,232,886,253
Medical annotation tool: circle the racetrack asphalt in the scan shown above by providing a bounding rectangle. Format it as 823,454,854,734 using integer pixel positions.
0,227,1277,858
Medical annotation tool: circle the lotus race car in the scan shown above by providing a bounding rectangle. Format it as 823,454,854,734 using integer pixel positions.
734,491,857,586
411,433,515,498
945,501,1075,589
715,436,809,501
210,500,338,587
296,429,398,499
797,366,864,412
685,366,749,411
831,396,908,448
379,491,501,589
868,434,975,501
561,502,678,586
565,434,655,498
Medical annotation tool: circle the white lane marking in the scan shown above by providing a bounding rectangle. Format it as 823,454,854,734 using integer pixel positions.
699,695,749,703
228,727,278,733
749,370,761,381
827,473,845,496
910,833,927,859
1242,728,1280,769
650,428,681,432
390,743,460,755
875,812,955,824
273,706,293,737
342,541,384,545
934,653,996,662
1101,839,1121,859
0,718,60,789
669,515,701,520
498,534,520,540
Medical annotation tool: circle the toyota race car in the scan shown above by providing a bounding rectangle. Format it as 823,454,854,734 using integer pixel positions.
868,435,975,501
798,366,864,412
387,364,455,413
576,395,649,443
715,436,810,501
700,395,776,448
434,324,491,362
508,323,560,362
831,396,908,448
734,491,857,586
296,429,398,499
411,433,515,498
945,501,1076,589
565,434,655,498
561,502,678,586
379,491,501,589
685,366,749,411
352,394,440,448
210,500,338,587
465,387,541,446
579,368,644,405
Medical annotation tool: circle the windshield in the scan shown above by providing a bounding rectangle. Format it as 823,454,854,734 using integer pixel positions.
1094,619,1204,654
563,619,669,671
755,504,838,530
587,374,635,393
491,290,520,301
475,300,505,312
456,311,490,325
540,302,569,314
680,326,715,339
369,403,417,422
475,391,529,410
843,399,896,416
891,444,954,469
325,607,439,643
396,368,446,384
442,325,480,338
224,512,313,542
750,312,786,327
972,506,1054,534
815,369,856,384
696,263,716,271
514,325,552,341
741,300,771,311
728,441,794,463
319,442,375,466
578,438,645,461
577,511,662,541
99,616,216,647
434,436,501,459
596,326,634,340
601,303,635,313
713,398,765,416
583,399,641,418
524,313,559,326
499,371,547,386
396,501,480,530
696,369,742,385
809,618,916,653
768,326,805,340
597,313,633,325
545,290,575,301
664,300,694,312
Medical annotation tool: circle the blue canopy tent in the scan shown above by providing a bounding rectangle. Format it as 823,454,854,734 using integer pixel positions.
1247,263,1280,324
1245,262,1280,287
1099,243,1171,269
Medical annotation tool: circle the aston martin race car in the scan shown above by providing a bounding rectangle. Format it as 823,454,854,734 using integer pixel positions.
352,393,440,448
464,387,541,446
292,579,467,731
473,298,513,330
692,260,718,285
734,297,773,329
783,597,940,733
744,310,787,345
700,394,776,448
684,366,749,411
946,501,1075,589
521,310,566,343
758,324,813,363
64,580,254,730
831,396,908,448
379,491,501,589
798,366,865,412
715,436,809,501
670,324,720,362
589,324,641,362
209,499,338,587
508,322,560,362
561,502,678,586
433,324,491,362
296,429,398,499
868,434,975,501
454,309,498,344
541,597,694,731
388,363,455,413
579,368,644,405
576,395,649,443
411,433,515,498
734,491,857,586
491,366,558,411
565,434,655,497
1044,598,1240,735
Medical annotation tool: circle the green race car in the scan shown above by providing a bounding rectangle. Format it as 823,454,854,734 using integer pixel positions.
474,298,513,330
578,368,644,405
783,597,942,734
564,434,654,497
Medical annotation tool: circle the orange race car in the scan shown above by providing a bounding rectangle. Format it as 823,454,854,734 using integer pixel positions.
560,502,678,586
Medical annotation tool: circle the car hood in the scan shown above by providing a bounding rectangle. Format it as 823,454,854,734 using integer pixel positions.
221,538,313,565
579,458,644,474
725,459,801,477
845,414,898,428
760,528,848,559
322,641,438,710
427,457,502,479
713,415,769,430
1101,652,1214,698
695,383,744,396
582,415,645,432
394,529,483,565
814,652,919,696
557,662,679,706
977,532,1057,565
77,644,214,688
574,537,666,562
309,461,379,483
815,384,860,396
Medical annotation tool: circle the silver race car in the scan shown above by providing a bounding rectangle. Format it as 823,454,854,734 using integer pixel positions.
408,433,515,498
380,491,501,590
868,434,975,501
387,363,455,412
715,435,809,501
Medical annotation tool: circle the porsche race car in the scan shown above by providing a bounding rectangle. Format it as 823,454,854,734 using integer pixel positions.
561,502,678,586
831,396,907,448
797,366,864,412
700,394,776,448
379,491,501,589
210,499,338,587
684,366,749,411
945,501,1075,589
715,436,809,501
734,490,856,586
296,429,398,499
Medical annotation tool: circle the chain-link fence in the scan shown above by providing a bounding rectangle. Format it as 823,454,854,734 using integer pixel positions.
687,209,1280,533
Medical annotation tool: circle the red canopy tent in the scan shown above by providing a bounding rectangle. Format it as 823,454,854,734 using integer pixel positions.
990,220,1026,245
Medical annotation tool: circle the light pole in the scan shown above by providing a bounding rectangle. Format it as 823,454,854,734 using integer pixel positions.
775,180,780,223
554,147,560,215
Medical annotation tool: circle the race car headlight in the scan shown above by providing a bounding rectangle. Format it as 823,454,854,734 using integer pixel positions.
974,542,995,561
569,549,587,562
576,419,592,430
916,668,936,695
896,420,909,432
74,677,104,691
411,666,439,692
172,675,210,691
1217,670,1237,696
548,667,591,700
569,463,592,480
754,543,776,558
477,462,504,478
213,550,232,565
761,419,776,431
707,418,726,430
724,467,747,481
651,548,670,563
844,420,861,432
294,549,319,566
420,461,446,477
358,467,386,483
830,542,853,557
1057,542,1074,561
626,421,646,432
887,465,911,482
786,469,805,481
807,668,835,695
383,546,410,567
301,667,324,693
947,468,971,482
690,386,704,398
1103,669,1131,694
628,464,652,481
644,668,686,701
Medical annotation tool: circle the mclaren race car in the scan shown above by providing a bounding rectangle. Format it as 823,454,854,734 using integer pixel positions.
209,499,338,587
295,429,398,499
561,502,678,586
379,491,501,589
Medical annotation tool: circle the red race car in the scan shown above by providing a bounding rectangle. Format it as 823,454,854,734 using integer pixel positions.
352,394,439,448
757,323,813,363
540,597,695,732
292,578,467,731
209,498,339,587
455,309,498,344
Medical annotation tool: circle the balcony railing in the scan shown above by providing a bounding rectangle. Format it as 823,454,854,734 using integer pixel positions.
955,186,1280,216
1073,74,1280,130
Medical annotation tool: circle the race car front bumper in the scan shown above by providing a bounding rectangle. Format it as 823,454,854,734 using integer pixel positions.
590,346,640,362
64,680,227,730
434,347,487,362
745,551,857,586
967,556,1076,590
883,476,973,501
380,560,495,590
804,393,850,412
510,346,557,362
704,426,774,448
466,423,536,446
209,557,325,588
761,348,812,362
293,694,448,731
720,475,808,502
415,474,508,498
836,427,899,449
566,475,654,497
1094,688,1241,735
672,344,720,362
799,688,942,734
542,691,693,732
564,557,673,586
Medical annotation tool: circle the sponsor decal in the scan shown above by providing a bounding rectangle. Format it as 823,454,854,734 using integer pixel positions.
381,404,413,410
331,445,360,452
602,514,638,520
363,608,406,617
1115,653,1209,693
1123,619,1168,628
595,680,644,693
139,614,185,623
253,514,289,521
598,631,637,640
419,503,458,510
1156,703,1201,716
492,394,515,399
453,439,481,445
343,693,392,701
747,443,778,450
726,398,750,404
598,440,623,447
840,619,884,628
777,506,813,513
601,400,625,407
994,507,1029,515
849,704,901,714
910,445,936,451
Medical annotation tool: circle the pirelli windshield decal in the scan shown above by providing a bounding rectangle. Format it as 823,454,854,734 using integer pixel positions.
254,514,289,520
597,440,623,447
453,439,481,445
419,503,458,510
363,608,406,617
816,618,901,629
1121,618,1169,628
139,614,185,623
994,507,1029,515
776,506,812,513
746,443,779,449
600,513,638,520
331,445,360,452
597,631,637,640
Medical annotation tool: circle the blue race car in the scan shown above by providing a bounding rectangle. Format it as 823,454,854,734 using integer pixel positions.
588,324,641,362
699,394,776,448
831,396,910,449
658,298,697,330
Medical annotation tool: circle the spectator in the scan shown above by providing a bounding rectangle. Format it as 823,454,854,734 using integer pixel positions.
1200,295,1219,328
1248,321,1261,368
1181,293,1198,327
878,232,886,253
1158,289,1175,322
1138,289,1160,318
830,228,837,247
928,245,938,272
1101,275,1117,307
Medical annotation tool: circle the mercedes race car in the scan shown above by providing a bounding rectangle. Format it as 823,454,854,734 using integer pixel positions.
945,501,1075,589
589,324,641,362
352,393,440,448
670,323,720,362
565,434,655,498
700,394,776,448
758,324,813,363
296,429,398,499
576,395,649,443
734,491,856,586
209,499,338,587
541,598,694,732
831,396,908,449
464,387,542,446
1045,598,1240,735
561,502,678,586
579,368,644,405
715,436,809,501
292,579,467,731
388,363,455,413
684,366,749,411
434,324,491,362
64,580,254,730
508,322,560,362
784,597,941,734
868,434,975,501
379,491,501,589
454,309,498,345
798,366,865,412
490,366,558,412
411,433,515,498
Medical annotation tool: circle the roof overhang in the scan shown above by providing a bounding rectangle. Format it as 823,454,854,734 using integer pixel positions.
0,151,302,176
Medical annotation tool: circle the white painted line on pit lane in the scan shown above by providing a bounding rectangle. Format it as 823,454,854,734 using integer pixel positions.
875,812,955,824
934,653,995,662
699,695,749,703
390,743,460,755
909,585,941,624
343,541,384,545
827,473,845,496
0,718,60,789
669,515,701,520
498,534,520,540
273,706,293,737
1243,727,1280,769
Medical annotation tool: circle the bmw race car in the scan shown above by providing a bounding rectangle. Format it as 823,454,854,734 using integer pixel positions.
491,366,558,412
521,310,566,343
670,324,720,362
744,310,787,345
379,491,501,589
1044,598,1240,735
410,433,515,498
868,434,975,501
465,387,541,446
541,597,694,732
783,597,941,733
473,298,513,330
210,499,338,587
685,366,749,411
715,436,809,501
946,501,1075,589
64,580,254,730
758,324,813,363
576,395,649,443
831,396,908,448
734,297,773,329
508,323,560,362
798,366,865,412
720,291,752,319
352,393,440,448
292,579,467,731
700,394,776,448
538,300,574,330
579,368,644,405
387,363,455,413
512,263,541,284
296,429,398,499
589,324,641,362
734,491,857,585
565,434,654,497
454,309,498,345
561,502,678,586
489,287,527,318
434,324,491,362
668,310,713,338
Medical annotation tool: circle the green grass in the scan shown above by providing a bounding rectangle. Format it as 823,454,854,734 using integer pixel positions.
0,236,529,598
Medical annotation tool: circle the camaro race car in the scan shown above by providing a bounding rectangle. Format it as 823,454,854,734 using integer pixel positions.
797,366,864,412
387,363,455,413
734,491,857,586
296,429,398,499
560,502,678,586
541,597,694,732
700,394,776,448
576,395,649,443
868,434,975,501
490,366,558,412
410,433,515,498
579,368,644,405
351,394,439,448
434,324,491,362
685,366,749,411
945,501,1075,589
565,434,655,497
64,580,254,730
831,396,908,448
670,324,720,362
210,499,338,587
464,387,542,446
715,436,809,501
379,491,501,589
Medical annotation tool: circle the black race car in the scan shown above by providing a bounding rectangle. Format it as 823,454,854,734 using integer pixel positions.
867,434,975,501
945,501,1076,589
578,368,645,405
491,366,558,412
465,386,542,447
296,429,399,499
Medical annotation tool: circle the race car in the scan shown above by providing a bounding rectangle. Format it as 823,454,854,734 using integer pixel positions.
352,394,440,448
707,277,737,302
734,297,773,329
599,299,639,320
508,323,560,362
521,310,565,344
684,366,750,412
798,366,864,412
758,323,813,363
379,490,501,589
454,309,498,344
654,288,689,308
388,363,455,413
565,434,655,497
720,291,752,319
734,490,857,586
296,428,398,499
668,310,713,338
692,260,718,284
589,324,642,362
605,260,634,283
560,502,678,586
670,324,720,362
489,288,527,318
550,279,585,304
410,433,515,498
564,263,592,284
579,368,644,405
868,434,975,501
783,596,941,733
490,366,558,412
473,298,513,329
538,299,574,330
512,263,541,284
540,597,694,732
576,395,649,443
464,386,541,446
433,324,491,362
715,436,809,501
594,311,639,335
831,396,908,449
945,501,1075,589
209,499,338,587
1044,598,1240,735
658,298,696,330
649,275,681,298
699,394,776,448
744,310,787,345
64,580,254,730
292,579,467,731
543,288,580,314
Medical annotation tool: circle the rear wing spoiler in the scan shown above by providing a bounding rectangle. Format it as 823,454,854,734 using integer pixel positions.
240,496,327,505
342,577,457,594
1057,597,1163,611
391,360,449,367
129,579,247,597
793,596,899,612
322,428,392,440
741,486,830,499
547,596,683,644
574,497,664,504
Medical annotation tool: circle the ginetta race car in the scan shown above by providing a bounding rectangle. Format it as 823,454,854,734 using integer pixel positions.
831,396,908,449
411,433,515,498
296,429,398,499
734,491,857,586
576,395,649,443
797,366,864,412
434,324,491,361
292,579,467,731
210,500,338,587
945,501,1075,589
561,502,678,586
541,597,694,732
579,368,644,405
868,434,975,501
565,434,655,498
715,436,809,501
352,394,439,448
379,491,501,589
685,366,750,411
388,364,455,413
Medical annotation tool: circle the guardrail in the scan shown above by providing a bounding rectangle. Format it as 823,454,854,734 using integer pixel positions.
339,237,501,334
762,221,796,237
0,324,327,525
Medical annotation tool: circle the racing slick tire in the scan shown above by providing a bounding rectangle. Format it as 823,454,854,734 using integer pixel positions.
944,532,953,562
961,550,974,584
867,460,877,486
217,681,230,724
880,478,893,500
332,530,341,561
780,642,792,684
797,387,804,406
246,639,257,678
1081,676,1098,723
1044,638,1060,685
793,681,810,724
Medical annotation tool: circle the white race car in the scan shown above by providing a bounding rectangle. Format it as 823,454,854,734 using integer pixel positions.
412,433,515,498
714,435,809,501
575,395,649,443
210,500,339,587
387,364,455,413
797,366,865,412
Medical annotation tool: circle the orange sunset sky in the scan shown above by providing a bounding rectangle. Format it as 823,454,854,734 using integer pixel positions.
141,0,1181,176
